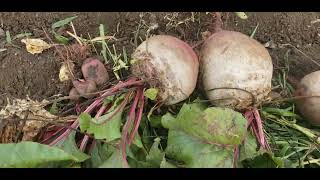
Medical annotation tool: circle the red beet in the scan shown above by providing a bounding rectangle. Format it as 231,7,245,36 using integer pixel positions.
72,79,97,98
69,88,80,101
81,58,109,85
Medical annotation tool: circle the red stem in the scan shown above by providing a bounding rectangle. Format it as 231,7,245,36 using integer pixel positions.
89,94,131,125
40,126,67,144
233,146,240,168
120,87,143,168
79,135,90,152
101,78,143,94
252,108,266,149
49,99,102,146
127,89,145,146
88,140,96,154
251,122,261,144
75,103,82,114
243,109,269,151
244,111,254,129
49,78,142,146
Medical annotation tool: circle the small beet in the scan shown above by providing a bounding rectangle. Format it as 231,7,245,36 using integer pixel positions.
295,71,320,126
69,88,80,101
72,79,97,98
81,58,109,85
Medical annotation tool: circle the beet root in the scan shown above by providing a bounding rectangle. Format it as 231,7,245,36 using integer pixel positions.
72,79,97,98
295,71,320,126
81,58,109,85
131,35,199,105
201,30,273,110
69,88,80,101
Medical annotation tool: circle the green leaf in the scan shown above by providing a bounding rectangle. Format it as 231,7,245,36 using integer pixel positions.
164,104,247,146
144,88,158,100
51,16,77,44
89,143,107,167
84,141,110,168
87,113,122,141
161,113,176,129
146,138,165,167
160,158,177,168
149,115,162,128
243,153,283,168
132,133,144,149
52,16,78,29
55,131,90,162
141,118,154,150
113,60,129,71
126,138,164,168
53,32,69,44
163,103,249,168
49,101,59,115
103,95,115,106
99,147,126,168
0,142,85,168
79,112,92,132
166,129,234,168
262,107,301,119
81,95,126,141
239,132,263,161
271,155,285,168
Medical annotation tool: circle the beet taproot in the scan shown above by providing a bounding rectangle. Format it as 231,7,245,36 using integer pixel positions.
295,71,320,126
131,35,199,105
72,79,97,98
201,30,273,110
81,57,109,85
69,88,80,101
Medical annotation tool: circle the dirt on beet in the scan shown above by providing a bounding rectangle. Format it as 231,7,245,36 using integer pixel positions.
0,12,319,107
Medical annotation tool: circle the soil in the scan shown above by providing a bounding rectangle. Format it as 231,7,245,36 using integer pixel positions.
0,12,319,107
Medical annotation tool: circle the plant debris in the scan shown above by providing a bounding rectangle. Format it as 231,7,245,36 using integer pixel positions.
59,62,75,82
21,38,52,54
0,97,76,143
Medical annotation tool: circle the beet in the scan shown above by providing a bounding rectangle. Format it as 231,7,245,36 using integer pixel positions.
295,71,320,126
131,35,199,105
69,88,80,101
81,58,109,85
200,30,273,110
72,79,97,98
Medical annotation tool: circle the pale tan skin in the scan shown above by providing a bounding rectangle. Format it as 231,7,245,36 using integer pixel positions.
201,30,273,110
296,71,320,126
131,35,199,105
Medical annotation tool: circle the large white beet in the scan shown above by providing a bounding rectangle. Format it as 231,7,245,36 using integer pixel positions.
296,71,320,126
131,35,199,105
201,30,273,110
